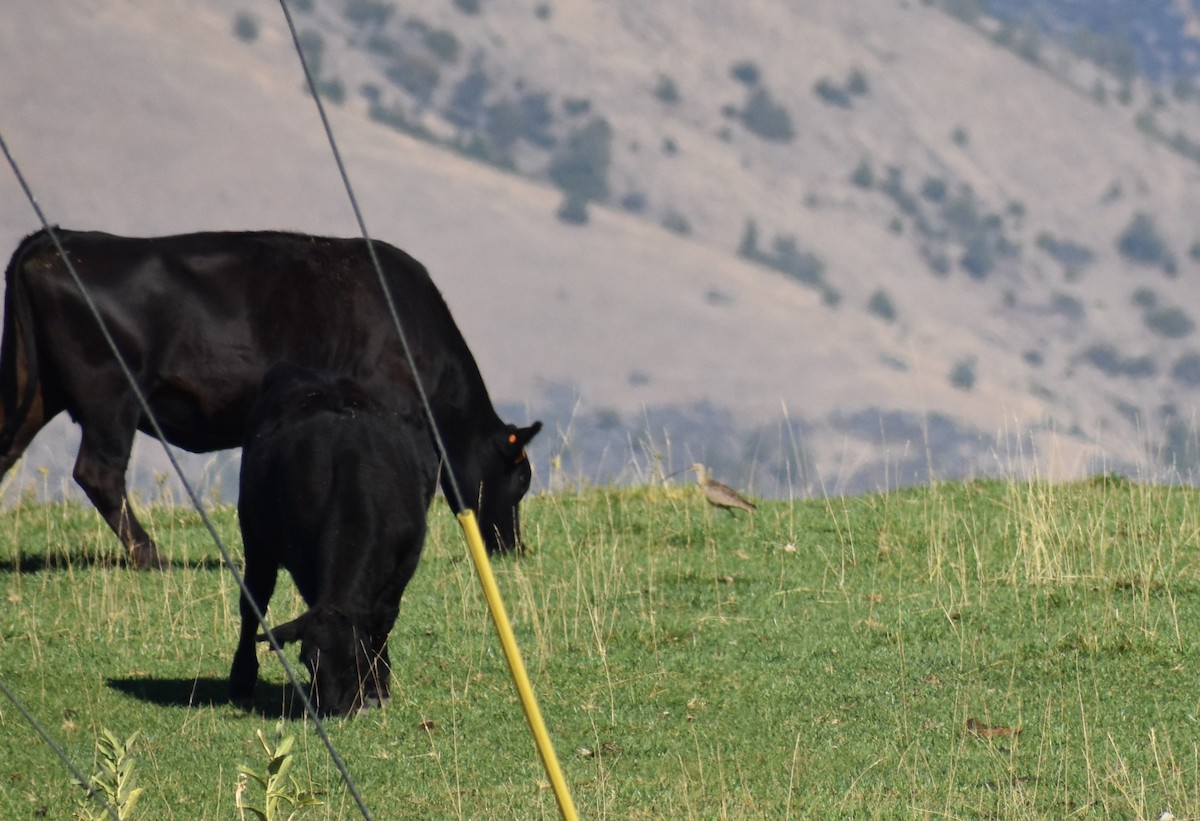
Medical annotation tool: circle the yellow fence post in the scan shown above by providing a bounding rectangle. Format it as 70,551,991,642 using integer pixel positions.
456,511,580,821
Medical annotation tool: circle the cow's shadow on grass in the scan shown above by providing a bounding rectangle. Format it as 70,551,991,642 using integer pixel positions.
0,554,228,574
107,677,309,719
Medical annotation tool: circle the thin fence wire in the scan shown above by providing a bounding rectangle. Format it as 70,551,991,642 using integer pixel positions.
274,0,466,515
2,0,576,813
0,131,375,821
0,679,122,821
274,3,577,817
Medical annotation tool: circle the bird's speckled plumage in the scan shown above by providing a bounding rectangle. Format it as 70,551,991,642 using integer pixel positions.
692,463,756,514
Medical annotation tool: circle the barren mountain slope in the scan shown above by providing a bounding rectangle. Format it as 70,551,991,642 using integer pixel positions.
2,0,1199,501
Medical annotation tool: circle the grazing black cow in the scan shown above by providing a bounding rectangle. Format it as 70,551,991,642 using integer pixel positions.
230,362,438,715
0,229,541,568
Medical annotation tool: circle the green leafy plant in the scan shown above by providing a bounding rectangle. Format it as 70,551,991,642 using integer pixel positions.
75,729,145,821
236,726,323,821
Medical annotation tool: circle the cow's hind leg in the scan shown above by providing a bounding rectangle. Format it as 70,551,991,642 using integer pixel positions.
0,383,57,487
73,418,163,570
230,561,278,703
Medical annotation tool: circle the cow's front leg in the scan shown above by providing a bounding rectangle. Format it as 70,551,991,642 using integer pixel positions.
367,635,392,706
230,563,278,703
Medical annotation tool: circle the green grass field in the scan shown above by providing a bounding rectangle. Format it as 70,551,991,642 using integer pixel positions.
2,477,1200,819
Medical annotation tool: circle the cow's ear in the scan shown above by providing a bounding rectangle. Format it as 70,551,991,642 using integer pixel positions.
499,421,542,464
258,612,311,646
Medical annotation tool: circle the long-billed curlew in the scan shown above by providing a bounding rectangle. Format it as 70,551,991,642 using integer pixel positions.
692,463,757,515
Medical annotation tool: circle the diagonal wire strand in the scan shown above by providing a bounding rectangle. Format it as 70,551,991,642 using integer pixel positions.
0,678,123,821
275,4,578,818
0,131,374,821
275,0,466,516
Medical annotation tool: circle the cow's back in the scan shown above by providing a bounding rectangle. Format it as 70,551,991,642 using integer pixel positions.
12,229,492,452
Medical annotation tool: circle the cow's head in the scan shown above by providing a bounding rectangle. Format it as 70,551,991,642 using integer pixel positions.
261,608,389,716
459,420,542,555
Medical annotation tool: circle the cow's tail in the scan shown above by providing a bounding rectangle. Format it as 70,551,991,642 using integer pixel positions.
0,230,47,454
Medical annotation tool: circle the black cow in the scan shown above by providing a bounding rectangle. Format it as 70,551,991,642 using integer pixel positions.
230,363,437,715
0,229,541,568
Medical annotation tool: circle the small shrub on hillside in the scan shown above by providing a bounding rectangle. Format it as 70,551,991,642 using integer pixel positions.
1050,292,1085,320
296,30,325,78
938,0,985,23
654,74,681,105
1132,287,1158,309
881,168,921,218
344,0,394,28
737,221,838,304
519,92,557,148
1081,343,1157,378
850,158,875,189
385,54,440,104
999,20,1043,65
730,60,760,86
548,116,613,204
960,234,996,279
949,358,977,391
814,77,852,108
816,69,869,107
1117,212,1176,274
737,220,761,258
770,235,826,287
563,97,591,116
1145,306,1195,338
846,68,869,96
364,32,400,58
367,101,434,140
1160,417,1200,474
419,26,461,64
359,83,381,105
662,211,691,235
740,87,795,142
453,0,482,15
446,67,488,128
705,288,733,306
1036,233,1094,276
556,193,589,225
941,186,1017,280
924,247,951,276
921,176,947,203
316,77,346,105
619,191,646,213
484,99,524,155
1171,352,1200,387
868,289,897,322
233,13,259,43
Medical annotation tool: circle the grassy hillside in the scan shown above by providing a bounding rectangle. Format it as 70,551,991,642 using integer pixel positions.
2,479,1200,818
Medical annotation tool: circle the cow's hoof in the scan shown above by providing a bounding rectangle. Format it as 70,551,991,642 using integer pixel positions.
130,544,166,571
229,680,256,705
